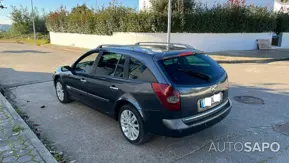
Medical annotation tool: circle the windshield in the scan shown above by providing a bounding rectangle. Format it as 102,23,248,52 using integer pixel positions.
159,54,225,85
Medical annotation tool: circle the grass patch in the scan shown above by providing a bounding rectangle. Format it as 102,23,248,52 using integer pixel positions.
0,38,49,46
12,125,23,133
18,38,49,46
15,107,26,118
0,32,49,46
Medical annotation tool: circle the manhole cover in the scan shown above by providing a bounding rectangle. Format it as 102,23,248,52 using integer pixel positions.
233,96,264,104
273,122,289,136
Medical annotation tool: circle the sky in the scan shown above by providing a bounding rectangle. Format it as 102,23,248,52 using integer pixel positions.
0,0,139,24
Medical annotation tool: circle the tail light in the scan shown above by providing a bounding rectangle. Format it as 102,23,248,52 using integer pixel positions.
152,83,180,111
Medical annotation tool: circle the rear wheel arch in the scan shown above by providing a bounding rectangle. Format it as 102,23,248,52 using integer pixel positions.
114,97,144,121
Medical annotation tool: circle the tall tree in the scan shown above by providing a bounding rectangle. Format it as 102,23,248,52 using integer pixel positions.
10,6,47,34
150,0,195,13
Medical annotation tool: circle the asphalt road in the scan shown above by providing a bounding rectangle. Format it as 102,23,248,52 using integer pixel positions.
1,43,289,163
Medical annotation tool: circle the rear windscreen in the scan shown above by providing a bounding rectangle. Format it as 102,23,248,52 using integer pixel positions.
159,54,225,85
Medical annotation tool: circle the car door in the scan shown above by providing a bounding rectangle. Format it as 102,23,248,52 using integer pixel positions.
82,51,128,115
62,50,100,103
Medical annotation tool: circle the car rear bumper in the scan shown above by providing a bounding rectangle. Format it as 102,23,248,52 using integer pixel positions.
160,98,232,137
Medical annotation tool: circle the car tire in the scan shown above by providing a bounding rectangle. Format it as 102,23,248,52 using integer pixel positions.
118,104,151,145
55,79,72,104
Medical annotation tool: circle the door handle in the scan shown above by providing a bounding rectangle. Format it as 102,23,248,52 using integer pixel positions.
110,85,119,90
80,78,87,83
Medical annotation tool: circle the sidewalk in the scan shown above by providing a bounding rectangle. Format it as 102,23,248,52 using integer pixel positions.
210,49,289,63
0,93,57,163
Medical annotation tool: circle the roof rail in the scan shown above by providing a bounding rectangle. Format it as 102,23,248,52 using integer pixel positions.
97,44,134,48
135,42,194,49
96,44,155,54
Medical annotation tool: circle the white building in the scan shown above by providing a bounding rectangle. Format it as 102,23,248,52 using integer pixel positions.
139,0,152,11
139,0,289,12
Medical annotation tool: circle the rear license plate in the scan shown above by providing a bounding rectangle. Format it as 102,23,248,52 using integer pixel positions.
200,92,223,109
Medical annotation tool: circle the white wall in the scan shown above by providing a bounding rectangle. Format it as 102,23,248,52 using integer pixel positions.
50,32,272,52
199,0,274,9
281,33,289,48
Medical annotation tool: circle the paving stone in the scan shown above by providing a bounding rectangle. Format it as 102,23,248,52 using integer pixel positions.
0,145,11,152
17,149,31,157
12,140,24,146
0,140,8,146
17,155,32,162
13,144,26,150
9,135,21,141
24,141,31,146
29,150,38,156
33,155,42,162
0,115,9,120
2,156,17,163
0,104,47,163
1,150,14,157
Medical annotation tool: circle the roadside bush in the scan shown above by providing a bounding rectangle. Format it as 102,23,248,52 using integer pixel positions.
46,6,69,33
45,2,289,35
275,12,289,34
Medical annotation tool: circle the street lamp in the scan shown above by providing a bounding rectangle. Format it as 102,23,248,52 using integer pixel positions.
167,0,172,50
30,0,36,44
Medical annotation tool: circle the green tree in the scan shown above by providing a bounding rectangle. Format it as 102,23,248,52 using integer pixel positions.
9,6,32,34
149,0,195,13
9,6,47,35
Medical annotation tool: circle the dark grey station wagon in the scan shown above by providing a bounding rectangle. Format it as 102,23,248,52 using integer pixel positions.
53,42,232,144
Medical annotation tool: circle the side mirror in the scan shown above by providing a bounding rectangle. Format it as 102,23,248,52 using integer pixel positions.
62,65,73,71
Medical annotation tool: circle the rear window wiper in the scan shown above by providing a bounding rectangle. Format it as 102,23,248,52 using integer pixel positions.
176,68,212,81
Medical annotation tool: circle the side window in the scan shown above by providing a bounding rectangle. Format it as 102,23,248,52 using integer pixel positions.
75,52,98,74
129,57,157,82
95,53,122,76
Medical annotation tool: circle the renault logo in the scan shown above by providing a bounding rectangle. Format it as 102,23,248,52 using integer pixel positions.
211,85,217,93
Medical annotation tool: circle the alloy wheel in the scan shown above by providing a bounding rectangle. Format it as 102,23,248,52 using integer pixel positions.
120,110,140,141
56,82,64,101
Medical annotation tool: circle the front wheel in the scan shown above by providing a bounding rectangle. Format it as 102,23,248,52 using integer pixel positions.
55,79,72,103
118,104,151,145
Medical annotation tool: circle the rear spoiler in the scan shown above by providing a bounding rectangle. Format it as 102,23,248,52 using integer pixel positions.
161,51,205,60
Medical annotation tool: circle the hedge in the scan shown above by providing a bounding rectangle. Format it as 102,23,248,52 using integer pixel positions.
46,4,289,35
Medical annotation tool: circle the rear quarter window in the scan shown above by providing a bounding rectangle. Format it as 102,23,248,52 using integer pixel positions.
160,54,225,85
129,57,157,82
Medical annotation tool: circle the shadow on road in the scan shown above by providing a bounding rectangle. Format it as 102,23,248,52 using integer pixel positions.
0,67,52,89
1,50,50,54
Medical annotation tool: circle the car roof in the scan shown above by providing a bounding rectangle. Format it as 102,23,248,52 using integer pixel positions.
97,43,204,61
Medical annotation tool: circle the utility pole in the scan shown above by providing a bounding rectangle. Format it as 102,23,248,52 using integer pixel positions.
167,0,172,50
30,0,36,44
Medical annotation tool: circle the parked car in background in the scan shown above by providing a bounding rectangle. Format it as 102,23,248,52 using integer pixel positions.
53,42,232,144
